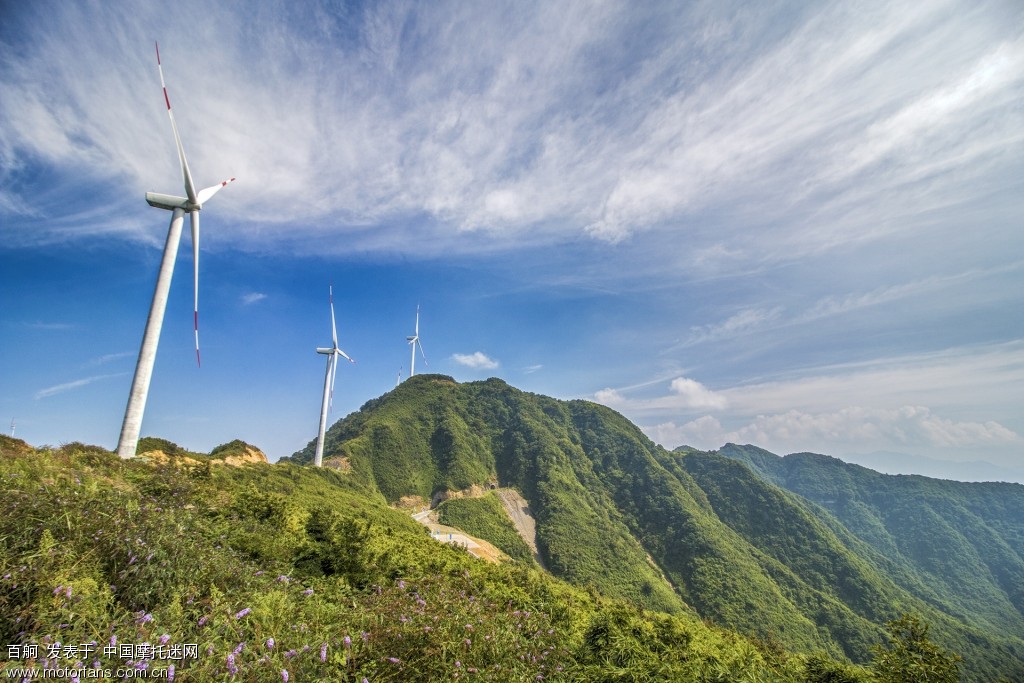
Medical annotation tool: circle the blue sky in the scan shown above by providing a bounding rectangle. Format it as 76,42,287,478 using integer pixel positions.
2,0,1022,480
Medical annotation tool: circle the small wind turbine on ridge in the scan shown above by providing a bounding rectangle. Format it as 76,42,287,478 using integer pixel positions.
314,285,355,467
406,305,427,378
116,42,235,459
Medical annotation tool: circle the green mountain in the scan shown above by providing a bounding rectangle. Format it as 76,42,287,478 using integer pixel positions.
285,375,1024,681
717,445,1024,638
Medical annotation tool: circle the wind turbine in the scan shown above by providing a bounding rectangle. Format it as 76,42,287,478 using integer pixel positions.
116,43,235,459
314,285,355,467
406,305,427,378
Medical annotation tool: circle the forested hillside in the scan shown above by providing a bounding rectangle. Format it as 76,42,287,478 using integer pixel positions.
286,375,1024,681
3,437,887,682
717,445,1024,637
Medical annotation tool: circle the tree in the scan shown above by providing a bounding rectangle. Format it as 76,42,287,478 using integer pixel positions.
872,614,961,683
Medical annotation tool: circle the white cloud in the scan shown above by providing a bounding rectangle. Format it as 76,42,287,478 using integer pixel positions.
451,351,499,370
2,0,1020,266
522,364,544,374
242,292,268,305
84,352,133,368
595,377,727,412
35,373,124,400
594,388,626,407
669,377,729,409
683,307,784,347
645,406,1021,455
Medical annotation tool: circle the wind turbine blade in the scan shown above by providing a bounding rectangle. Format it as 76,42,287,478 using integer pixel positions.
196,177,236,205
338,349,355,364
329,285,338,348
418,340,428,366
155,43,197,205
191,210,200,367
415,305,420,335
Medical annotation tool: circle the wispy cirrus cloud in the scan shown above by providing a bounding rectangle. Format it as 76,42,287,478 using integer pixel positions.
35,373,125,400
1,0,1019,266
83,352,133,368
20,321,74,330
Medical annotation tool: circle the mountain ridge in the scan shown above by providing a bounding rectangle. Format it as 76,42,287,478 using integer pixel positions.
284,375,1024,680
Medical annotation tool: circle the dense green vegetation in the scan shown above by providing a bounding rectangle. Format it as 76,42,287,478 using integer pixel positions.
716,443,1024,677
436,492,536,564
1,441,897,682
284,375,1024,681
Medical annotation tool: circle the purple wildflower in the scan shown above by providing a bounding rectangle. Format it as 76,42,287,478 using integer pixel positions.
387,657,401,664
320,643,327,662
234,608,251,620
233,642,245,656
226,653,238,675
303,588,314,596
343,636,351,648
159,634,171,645
197,615,209,627
167,664,175,681
266,638,275,650
281,670,289,682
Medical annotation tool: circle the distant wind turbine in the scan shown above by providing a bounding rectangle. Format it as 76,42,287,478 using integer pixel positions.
406,305,427,378
396,366,403,387
116,42,235,459
9,418,14,438
314,285,355,467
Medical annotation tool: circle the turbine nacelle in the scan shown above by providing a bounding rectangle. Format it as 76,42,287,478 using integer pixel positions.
147,177,235,212
146,192,193,211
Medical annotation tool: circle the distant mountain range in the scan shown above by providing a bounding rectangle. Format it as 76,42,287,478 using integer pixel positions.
286,375,1024,681
841,449,1024,484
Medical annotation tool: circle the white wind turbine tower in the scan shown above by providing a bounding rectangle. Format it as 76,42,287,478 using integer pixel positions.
314,285,355,467
406,305,427,378
116,43,235,459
